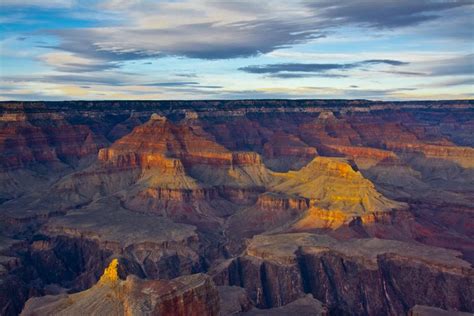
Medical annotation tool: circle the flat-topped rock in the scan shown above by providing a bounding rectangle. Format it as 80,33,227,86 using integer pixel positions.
246,233,471,270
243,294,327,316
409,305,474,316
42,197,198,247
214,232,473,314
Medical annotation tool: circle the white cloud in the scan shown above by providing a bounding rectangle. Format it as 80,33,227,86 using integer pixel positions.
39,52,118,72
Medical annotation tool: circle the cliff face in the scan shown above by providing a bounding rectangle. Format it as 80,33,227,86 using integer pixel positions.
0,111,107,170
256,193,309,211
0,100,473,315
98,115,232,168
21,259,220,316
213,234,473,315
384,142,474,168
262,131,317,171
322,145,397,169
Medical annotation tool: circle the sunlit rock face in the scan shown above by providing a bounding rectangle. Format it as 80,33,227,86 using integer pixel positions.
0,100,473,315
271,157,406,230
93,115,274,227
98,114,233,169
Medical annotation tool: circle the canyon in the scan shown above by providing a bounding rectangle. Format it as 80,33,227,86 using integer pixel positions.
0,100,473,315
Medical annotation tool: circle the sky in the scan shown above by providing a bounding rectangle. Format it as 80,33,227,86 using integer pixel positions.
0,0,473,101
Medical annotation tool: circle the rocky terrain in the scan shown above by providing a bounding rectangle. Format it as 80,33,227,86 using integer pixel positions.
212,234,472,315
20,259,220,316
0,100,473,315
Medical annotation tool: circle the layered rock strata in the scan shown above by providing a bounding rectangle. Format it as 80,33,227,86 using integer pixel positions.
213,233,473,315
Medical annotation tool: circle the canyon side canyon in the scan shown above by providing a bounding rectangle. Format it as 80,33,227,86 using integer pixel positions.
0,100,473,316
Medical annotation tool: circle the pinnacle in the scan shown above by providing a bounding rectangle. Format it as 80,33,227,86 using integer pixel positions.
98,258,120,285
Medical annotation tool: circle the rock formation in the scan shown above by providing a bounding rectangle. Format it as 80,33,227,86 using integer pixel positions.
21,259,220,316
212,233,473,315
271,157,405,230
408,305,473,316
0,100,472,315
242,294,328,315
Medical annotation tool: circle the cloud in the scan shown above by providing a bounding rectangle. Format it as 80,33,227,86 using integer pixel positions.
269,73,348,79
380,70,429,76
213,85,420,100
141,81,222,88
311,0,473,29
239,63,350,74
381,54,474,78
39,52,120,72
35,2,322,65
44,74,126,85
420,77,474,88
238,59,408,77
361,59,408,66
175,73,198,78
2,73,223,91
373,54,474,78
38,32,149,71
29,0,471,74
0,93,72,101
428,54,474,76
2,0,472,101
2,73,127,86
46,20,323,62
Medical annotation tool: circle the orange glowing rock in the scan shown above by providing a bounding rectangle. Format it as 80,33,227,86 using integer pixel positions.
98,258,119,285
291,207,348,229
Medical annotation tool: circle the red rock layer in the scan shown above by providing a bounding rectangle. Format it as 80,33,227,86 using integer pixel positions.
263,132,317,159
0,118,105,170
138,187,219,202
324,145,396,162
384,142,474,167
231,152,262,165
98,116,271,173
98,149,185,171
256,193,309,211
298,114,361,147
0,124,56,169
217,186,264,205
100,117,233,169
141,274,219,316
